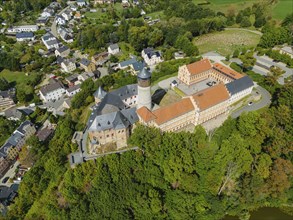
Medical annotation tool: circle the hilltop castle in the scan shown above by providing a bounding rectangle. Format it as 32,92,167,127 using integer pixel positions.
86,59,254,153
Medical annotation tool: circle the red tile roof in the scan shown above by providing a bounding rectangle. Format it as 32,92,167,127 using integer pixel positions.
186,59,212,75
152,98,195,125
213,63,243,79
192,84,230,110
137,106,157,122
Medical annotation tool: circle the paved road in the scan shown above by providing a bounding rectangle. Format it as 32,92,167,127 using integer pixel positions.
253,54,293,85
225,28,263,36
51,6,69,37
231,86,271,118
202,51,225,63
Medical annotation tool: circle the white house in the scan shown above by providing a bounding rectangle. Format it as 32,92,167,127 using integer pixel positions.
225,76,254,104
61,59,76,72
16,32,35,42
55,46,70,57
56,15,66,25
42,32,59,50
108,43,120,55
39,79,66,102
77,0,87,7
141,48,163,66
41,7,55,18
62,10,72,21
66,84,81,97
7,25,39,33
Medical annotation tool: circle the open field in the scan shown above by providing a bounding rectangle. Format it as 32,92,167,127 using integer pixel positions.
192,0,259,14
193,0,292,21
272,0,292,20
0,69,31,84
194,29,261,56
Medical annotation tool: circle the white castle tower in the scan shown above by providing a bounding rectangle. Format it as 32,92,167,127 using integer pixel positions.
137,67,152,110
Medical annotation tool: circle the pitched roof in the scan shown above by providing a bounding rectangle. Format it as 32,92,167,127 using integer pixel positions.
109,43,119,50
213,63,243,80
16,32,34,38
80,58,91,67
131,61,144,71
66,84,81,93
137,106,157,123
16,120,34,134
119,57,137,68
185,59,212,75
152,97,195,125
93,87,107,100
40,80,64,96
110,84,137,101
192,84,230,111
225,76,254,95
137,68,151,79
56,45,69,53
36,128,54,141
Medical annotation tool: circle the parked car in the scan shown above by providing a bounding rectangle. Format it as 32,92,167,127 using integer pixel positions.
248,101,253,106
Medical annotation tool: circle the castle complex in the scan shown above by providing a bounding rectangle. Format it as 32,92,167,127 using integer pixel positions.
86,59,254,154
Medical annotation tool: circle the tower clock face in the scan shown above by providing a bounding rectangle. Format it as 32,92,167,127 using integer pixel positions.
138,78,151,87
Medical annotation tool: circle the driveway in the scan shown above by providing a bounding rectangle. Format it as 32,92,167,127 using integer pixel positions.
253,54,293,85
0,161,20,187
231,86,271,118
202,51,225,63
225,28,263,36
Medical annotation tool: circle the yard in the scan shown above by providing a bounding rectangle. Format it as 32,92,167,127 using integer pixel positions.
193,29,261,56
159,89,182,107
272,0,292,21
0,69,33,84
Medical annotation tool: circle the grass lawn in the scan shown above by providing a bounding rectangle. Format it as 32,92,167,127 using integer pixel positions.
192,0,259,14
146,10,165,19
193,29,261,56
0,69,32,84
159,89,182,107
272,0,292,21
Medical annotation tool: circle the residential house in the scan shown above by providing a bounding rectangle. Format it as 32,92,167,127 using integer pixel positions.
16,32,35,42
42,32,59,50
77,72,95,82
0,121,36,161
94,0,114,4
39,79,66,102
0,90,15,111
4,107,34,121
141,48,163,66
41,7,55,17
65,73,79,86
66,84,81,97
62,10,72,21
130,61,144,75
91,51,109,65
36,127,54,142
77,0,87,7
55,46,70,57
174,51,185,59
80,58,96,72
74,11,81,19
279,46,293,59
0,157,10,178
58,27,74,43
108,43,120,55
36,17,49,26
7,25,39,33
56,15,66,25
118,57,137,69
61,59,76,72
39,98,71,116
